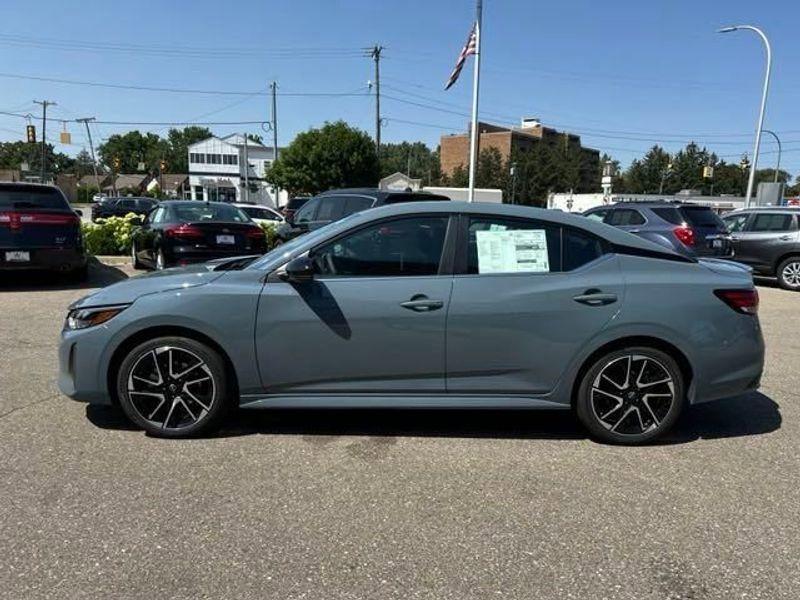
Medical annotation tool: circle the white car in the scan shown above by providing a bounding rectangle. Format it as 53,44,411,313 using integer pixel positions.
231,203,284,225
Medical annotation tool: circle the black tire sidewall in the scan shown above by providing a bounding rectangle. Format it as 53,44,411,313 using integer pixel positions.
777,257,800,291
116,336,230,438
576,346,685,445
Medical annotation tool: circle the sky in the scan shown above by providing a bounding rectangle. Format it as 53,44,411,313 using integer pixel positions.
0,0,798,177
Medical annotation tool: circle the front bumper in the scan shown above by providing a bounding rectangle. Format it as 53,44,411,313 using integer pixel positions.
0,246,87,272
58,325,115,404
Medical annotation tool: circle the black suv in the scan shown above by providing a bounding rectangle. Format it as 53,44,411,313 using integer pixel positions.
0,182,87,280
91,197,157,222
722,207,800,290
583,201,731,258
275,188,450,243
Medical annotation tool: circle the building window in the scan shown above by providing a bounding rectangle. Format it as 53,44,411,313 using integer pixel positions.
206,154,222,165
222,154,239,165
193,186,204,200
190,152,206,164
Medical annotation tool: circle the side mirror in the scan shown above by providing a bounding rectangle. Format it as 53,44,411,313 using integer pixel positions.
129,215,143,226
282,256,314,282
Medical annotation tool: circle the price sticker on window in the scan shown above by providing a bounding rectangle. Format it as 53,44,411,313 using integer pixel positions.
475,229,550,274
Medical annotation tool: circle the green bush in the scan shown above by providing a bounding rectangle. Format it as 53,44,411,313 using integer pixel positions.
81,213,140,255
258,220,280,250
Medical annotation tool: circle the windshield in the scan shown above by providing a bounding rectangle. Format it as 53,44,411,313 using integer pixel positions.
679,206,725,228
168,203,251,223
247,212,362,271
0,186,69,211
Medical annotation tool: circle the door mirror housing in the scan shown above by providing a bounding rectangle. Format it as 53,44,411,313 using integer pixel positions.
282,256,314,282
128,215,144,226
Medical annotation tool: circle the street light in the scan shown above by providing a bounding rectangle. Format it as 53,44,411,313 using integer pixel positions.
761,129,782,183
718,24,772,208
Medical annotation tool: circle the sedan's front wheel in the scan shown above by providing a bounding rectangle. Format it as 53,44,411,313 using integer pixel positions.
576,347,684,444
116,337,231,438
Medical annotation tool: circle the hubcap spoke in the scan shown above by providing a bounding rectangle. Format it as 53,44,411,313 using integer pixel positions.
127,345,216,431
591,353,676,436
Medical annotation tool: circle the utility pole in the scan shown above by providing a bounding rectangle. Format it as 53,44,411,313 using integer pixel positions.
33,100,56,182
76,117,101,194
242,132,250,204
368,45,384,154
270,81,280,206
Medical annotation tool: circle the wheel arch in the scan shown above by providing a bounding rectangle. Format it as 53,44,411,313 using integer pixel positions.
570,335,693,408
774,251,800,274
107,325,239,407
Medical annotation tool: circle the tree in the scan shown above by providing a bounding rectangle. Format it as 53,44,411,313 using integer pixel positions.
73,149,95,178
164,126,212,173
379,141,442,186
624,145,672,194
265,121,378,195
0,141,74,175
99,131,168,174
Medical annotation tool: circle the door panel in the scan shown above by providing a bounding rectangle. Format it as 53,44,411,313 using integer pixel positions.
734,213,798,273
446,255,623,395
256,277,452,393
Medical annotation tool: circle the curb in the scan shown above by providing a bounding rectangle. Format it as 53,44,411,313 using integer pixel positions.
93,255,130,267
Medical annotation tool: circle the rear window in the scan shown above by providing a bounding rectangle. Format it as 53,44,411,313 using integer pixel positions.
384,193,449,205
0,186,69,211
607,209,645,226
287,197,310,210
166,203,250,223
679,207,725,228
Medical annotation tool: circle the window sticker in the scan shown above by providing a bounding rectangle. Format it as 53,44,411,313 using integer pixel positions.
475,229,550,274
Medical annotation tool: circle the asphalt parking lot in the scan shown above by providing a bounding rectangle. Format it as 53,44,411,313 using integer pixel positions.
0,264,798,600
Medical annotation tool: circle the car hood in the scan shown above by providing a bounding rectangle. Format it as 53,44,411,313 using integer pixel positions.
71,264,226,309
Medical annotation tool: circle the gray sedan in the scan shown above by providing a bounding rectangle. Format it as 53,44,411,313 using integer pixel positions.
58,202,764,444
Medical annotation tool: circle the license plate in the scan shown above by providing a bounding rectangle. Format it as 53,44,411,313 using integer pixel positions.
216,235,235,245
711,239,723,249
5,251,30,262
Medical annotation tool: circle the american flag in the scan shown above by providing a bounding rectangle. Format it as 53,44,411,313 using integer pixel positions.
444,24,477,90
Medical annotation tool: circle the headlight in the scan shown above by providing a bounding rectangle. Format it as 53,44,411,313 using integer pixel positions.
65,305,129,330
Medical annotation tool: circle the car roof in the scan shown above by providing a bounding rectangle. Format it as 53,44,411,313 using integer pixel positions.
334,201,683,257
593,201,712,209
318,188,446,199
726,206,800,213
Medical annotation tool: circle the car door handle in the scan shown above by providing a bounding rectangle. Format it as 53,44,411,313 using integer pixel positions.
779,235,793,241
573,291,618,306
400,295,444,312
628,229,641,234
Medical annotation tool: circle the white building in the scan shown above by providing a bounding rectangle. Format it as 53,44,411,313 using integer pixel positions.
187,134,287,207
548,191,747,214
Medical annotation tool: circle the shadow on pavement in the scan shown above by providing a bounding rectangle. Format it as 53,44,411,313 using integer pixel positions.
0,257,129,292
86,391,781,445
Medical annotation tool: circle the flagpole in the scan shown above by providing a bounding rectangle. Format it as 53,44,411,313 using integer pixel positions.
467,0,482,202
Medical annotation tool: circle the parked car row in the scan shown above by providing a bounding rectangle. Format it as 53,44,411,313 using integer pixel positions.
584,201,800,292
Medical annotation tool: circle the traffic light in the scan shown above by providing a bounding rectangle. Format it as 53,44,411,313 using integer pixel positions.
159,159,167,172
113,156,121,170
26,125,36,143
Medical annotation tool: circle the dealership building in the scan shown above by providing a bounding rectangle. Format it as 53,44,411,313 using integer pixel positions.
187,134,287,207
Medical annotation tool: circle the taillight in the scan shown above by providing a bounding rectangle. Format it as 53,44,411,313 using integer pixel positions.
0,211,79,228
714,289,759,315
246,227,265,239
673,225,695,246
165,224,204,239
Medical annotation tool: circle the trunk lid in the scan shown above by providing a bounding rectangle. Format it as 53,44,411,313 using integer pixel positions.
0,185,80,249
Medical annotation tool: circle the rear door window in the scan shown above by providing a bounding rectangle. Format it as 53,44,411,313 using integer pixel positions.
465,216,561,274
316,196,347,222
749,213,797,232
293,198,319,225
562,227,606,272
607,209,645,226
0,186,69,211
344,196,374,215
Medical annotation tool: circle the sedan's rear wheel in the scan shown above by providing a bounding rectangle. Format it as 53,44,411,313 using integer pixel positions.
777,257,800,291
116,337,231,438
576,347,684,444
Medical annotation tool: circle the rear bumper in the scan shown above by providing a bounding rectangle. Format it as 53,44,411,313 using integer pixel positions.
165,245,266,266
0,246,87,271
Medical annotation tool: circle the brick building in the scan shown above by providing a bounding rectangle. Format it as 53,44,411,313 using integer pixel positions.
440,117,599,179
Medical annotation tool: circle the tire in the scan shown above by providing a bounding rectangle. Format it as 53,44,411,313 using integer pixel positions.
776,256,800,291
131,241,142,269
67,263,89,282
575,346,685,445
155,247,166,271
115,336,232,438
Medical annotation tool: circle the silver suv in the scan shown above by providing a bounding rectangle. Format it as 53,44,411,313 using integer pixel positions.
584,202,732,258
722,207,800,291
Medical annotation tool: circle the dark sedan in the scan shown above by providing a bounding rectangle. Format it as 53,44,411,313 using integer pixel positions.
130,201,267,270
0,182,87,280
92,197,158,222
